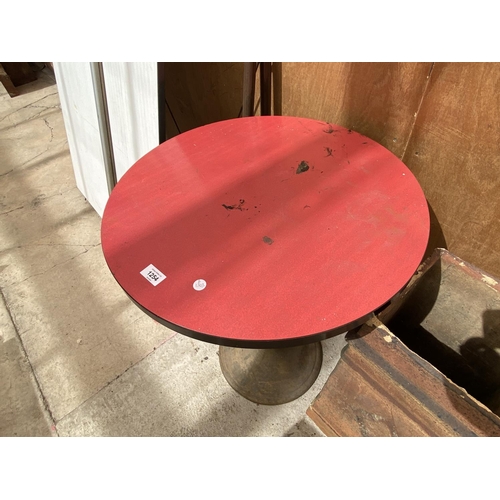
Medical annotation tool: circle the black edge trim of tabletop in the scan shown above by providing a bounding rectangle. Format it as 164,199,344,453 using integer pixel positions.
127,294,373,349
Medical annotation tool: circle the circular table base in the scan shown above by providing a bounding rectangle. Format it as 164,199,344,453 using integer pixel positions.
219,343,323,405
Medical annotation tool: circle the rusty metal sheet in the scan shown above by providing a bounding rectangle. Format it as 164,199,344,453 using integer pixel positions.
308,320,500,437
380,248,500,414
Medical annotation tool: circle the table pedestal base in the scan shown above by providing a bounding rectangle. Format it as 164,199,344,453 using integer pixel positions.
219,343,323,405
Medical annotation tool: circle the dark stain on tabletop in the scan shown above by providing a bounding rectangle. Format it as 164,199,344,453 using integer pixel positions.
222,199,247,211
262,236,274,245
323,123,338,134
296,161,310,174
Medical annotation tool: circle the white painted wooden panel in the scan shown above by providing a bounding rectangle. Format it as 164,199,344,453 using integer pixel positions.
54,62,159,216
54,62,109,216
102,62,159,180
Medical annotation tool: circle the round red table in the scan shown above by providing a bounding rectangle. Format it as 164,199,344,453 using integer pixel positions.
101,116,429,404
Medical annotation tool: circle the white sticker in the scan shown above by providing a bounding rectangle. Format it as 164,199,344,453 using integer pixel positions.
193,279,207,291
140,264,166,286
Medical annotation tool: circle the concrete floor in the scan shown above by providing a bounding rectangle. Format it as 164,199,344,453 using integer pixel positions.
0,68,347,437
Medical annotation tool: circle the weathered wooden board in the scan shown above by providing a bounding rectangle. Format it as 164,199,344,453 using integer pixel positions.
403,63,500,278
280,62,432,158
164,62,244,134
0,63,18,97
162,62,432,158
307,320,500,437
0,62,36,89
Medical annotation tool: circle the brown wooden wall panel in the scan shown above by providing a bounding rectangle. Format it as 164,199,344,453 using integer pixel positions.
164,62,243,136
280,62,432,158
403,63,500,277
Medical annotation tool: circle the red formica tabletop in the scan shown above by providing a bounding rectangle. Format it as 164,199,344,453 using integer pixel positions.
101,116,430,348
